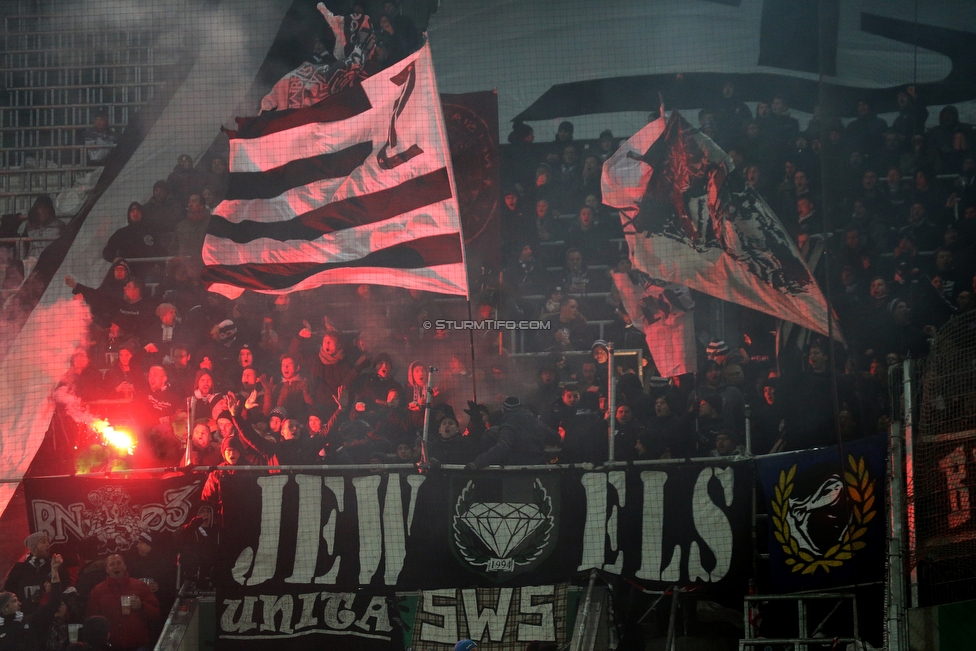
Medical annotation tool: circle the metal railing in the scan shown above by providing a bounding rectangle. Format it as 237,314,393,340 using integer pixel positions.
0,142,116,169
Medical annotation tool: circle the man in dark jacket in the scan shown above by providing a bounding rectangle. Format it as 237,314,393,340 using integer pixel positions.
123,532,176,633
0,553,64,651
427,414,481,465
467,398,553,469
559,392,608,464
2,533,54,615
102,202,166,264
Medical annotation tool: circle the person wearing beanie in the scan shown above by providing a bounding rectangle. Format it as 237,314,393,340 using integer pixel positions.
202,437,252,529
0,551,64,649
142,180,184,233
696,391,726,456
268,406,288,437
428,413,481,466
1,532,54,616
195,320,241,388
333,417,393,465
215,410,235,442
556,120,574,142
706,340,730,364
124,531,177,630
229,389,336,466
466,397,553,470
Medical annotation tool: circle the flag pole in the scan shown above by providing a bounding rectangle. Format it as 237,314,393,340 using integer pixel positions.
420,365,437,468
607,343,616,462
183,397,194,467
466,298,478,404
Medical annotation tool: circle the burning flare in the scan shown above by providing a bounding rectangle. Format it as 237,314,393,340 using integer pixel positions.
92,419,135,455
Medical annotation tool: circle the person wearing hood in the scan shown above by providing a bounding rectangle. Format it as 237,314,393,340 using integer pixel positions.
65,274,155,334
85,554,159,651
0,552,64,651
102,202,165,264
405,360,444,413
96,258,131,295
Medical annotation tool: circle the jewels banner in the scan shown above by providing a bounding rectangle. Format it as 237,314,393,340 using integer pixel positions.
214,464,753,650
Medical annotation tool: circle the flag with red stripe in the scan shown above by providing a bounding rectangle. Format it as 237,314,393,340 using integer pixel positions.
202,42,468,298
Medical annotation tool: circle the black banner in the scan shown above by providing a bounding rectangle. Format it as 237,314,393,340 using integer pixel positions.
756,435,887,592
23,474,204,555
442,91,500,269
215,464,753,650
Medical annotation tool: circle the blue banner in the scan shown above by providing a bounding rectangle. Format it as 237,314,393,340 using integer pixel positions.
756,435,887,592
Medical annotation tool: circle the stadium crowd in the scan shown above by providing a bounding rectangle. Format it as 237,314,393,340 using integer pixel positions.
34,8,976,475
1,2,975,647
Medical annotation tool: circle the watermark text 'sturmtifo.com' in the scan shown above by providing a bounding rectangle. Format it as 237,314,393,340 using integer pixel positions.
424,320,551,330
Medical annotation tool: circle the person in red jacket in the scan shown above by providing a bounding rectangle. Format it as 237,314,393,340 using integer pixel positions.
85,554,160,651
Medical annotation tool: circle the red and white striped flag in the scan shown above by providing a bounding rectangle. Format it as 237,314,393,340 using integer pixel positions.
202,43,468,298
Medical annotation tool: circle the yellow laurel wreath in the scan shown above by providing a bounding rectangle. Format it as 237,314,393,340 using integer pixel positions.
771,454,877,575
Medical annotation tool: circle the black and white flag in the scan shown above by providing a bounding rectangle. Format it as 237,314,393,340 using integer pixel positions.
202,43,468,298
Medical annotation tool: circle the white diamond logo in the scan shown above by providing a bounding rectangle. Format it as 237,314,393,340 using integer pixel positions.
460,502,545,557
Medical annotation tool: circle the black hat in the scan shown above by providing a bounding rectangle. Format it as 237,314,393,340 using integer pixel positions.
138,531,153,546
502,396,522,412
269,406,289,419
508,122,533,144
558,121,574,133
700,392,723,415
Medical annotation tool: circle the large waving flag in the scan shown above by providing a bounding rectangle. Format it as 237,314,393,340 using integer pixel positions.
612,270,696,378
203,43,468,298
602,111,833,337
